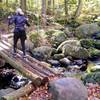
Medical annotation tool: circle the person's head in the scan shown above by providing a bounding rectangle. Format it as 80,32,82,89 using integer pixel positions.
16,8,24,15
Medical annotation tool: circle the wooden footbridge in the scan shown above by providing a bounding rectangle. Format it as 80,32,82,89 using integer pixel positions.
0,40,57,87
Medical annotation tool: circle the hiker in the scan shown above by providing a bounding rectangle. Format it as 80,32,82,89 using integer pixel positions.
8,8,30,58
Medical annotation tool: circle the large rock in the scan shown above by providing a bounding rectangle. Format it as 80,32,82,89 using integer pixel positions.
46,29,67,47
63,45,89,58
57,39,80,51
80,39,95,49
83,72,100,85
57,39,89,59
32,46,56,60
75,23,100,38
89,48,100,58
49,78,88,100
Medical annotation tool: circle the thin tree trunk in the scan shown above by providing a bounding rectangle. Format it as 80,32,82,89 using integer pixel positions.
6,0,8,6
2,84,34,100
74,0,82,19
41,0,47,26
53,0,55,15
47,0,52,15
64,0,69,21
20,0,27,12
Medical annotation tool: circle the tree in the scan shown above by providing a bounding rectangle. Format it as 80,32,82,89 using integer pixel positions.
20,0,27,12
53,0,55,15
47,0,52,15
74,0,83,19
64,0,69,20
41,0,47,26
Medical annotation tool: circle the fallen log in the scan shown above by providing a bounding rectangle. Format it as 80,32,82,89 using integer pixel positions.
0,56,5,67
1,40,57,75
0,48,42,86
1,84,34,100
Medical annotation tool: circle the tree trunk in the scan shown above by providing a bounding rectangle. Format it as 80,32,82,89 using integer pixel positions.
20,0,27,12
6,0,8,6
64,0,69,21
47,0,52,15
74,0,83,19
53,0,55,15
0,57,5,67
41,0,47,26
0,49,42,86
2,84,34,100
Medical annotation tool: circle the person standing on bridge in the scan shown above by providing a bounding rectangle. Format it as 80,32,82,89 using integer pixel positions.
8,8,30,58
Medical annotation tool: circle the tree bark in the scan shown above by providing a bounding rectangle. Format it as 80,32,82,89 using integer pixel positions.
0,56,5,67
74,0,83,19
41,0,47,26
64,0,69,21
0,49,42,86
20,0,27,12
47,0,52,15
2,84,34,100
53,0,55,15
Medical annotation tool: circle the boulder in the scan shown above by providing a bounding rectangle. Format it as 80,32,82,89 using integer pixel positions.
47,60,61,67
49,77,88,100
57,39,80,51
83,72,100,85
80,39,95,49
89,48,100,58
32,46,56,60
62,45,89,59
64,27,72,37
94,40,100,49
53,53,64,60
75,23,100,39
17,39,34,51
60,58,71,66
46,30,67,47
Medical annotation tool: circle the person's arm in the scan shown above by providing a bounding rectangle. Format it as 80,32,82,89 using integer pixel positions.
8,15,15,26
25,18,30,27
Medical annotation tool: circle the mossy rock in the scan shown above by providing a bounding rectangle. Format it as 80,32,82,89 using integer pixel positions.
75,23,100,39
89,48,100,58
94,40,100,49
32,46,56,60
80,39,95,49
82,72,100,85
46,30,67,47
63,45,89,59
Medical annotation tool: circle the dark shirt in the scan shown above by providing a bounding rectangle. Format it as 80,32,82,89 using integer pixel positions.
8,14,30,33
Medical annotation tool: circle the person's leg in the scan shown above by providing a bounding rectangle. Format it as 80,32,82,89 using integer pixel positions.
13,33,19,54
20,31,26,57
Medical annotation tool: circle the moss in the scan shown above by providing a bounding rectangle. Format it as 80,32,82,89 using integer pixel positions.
94,40,100,49
80,39,95,49
82,72,100,85
89,48,100,57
